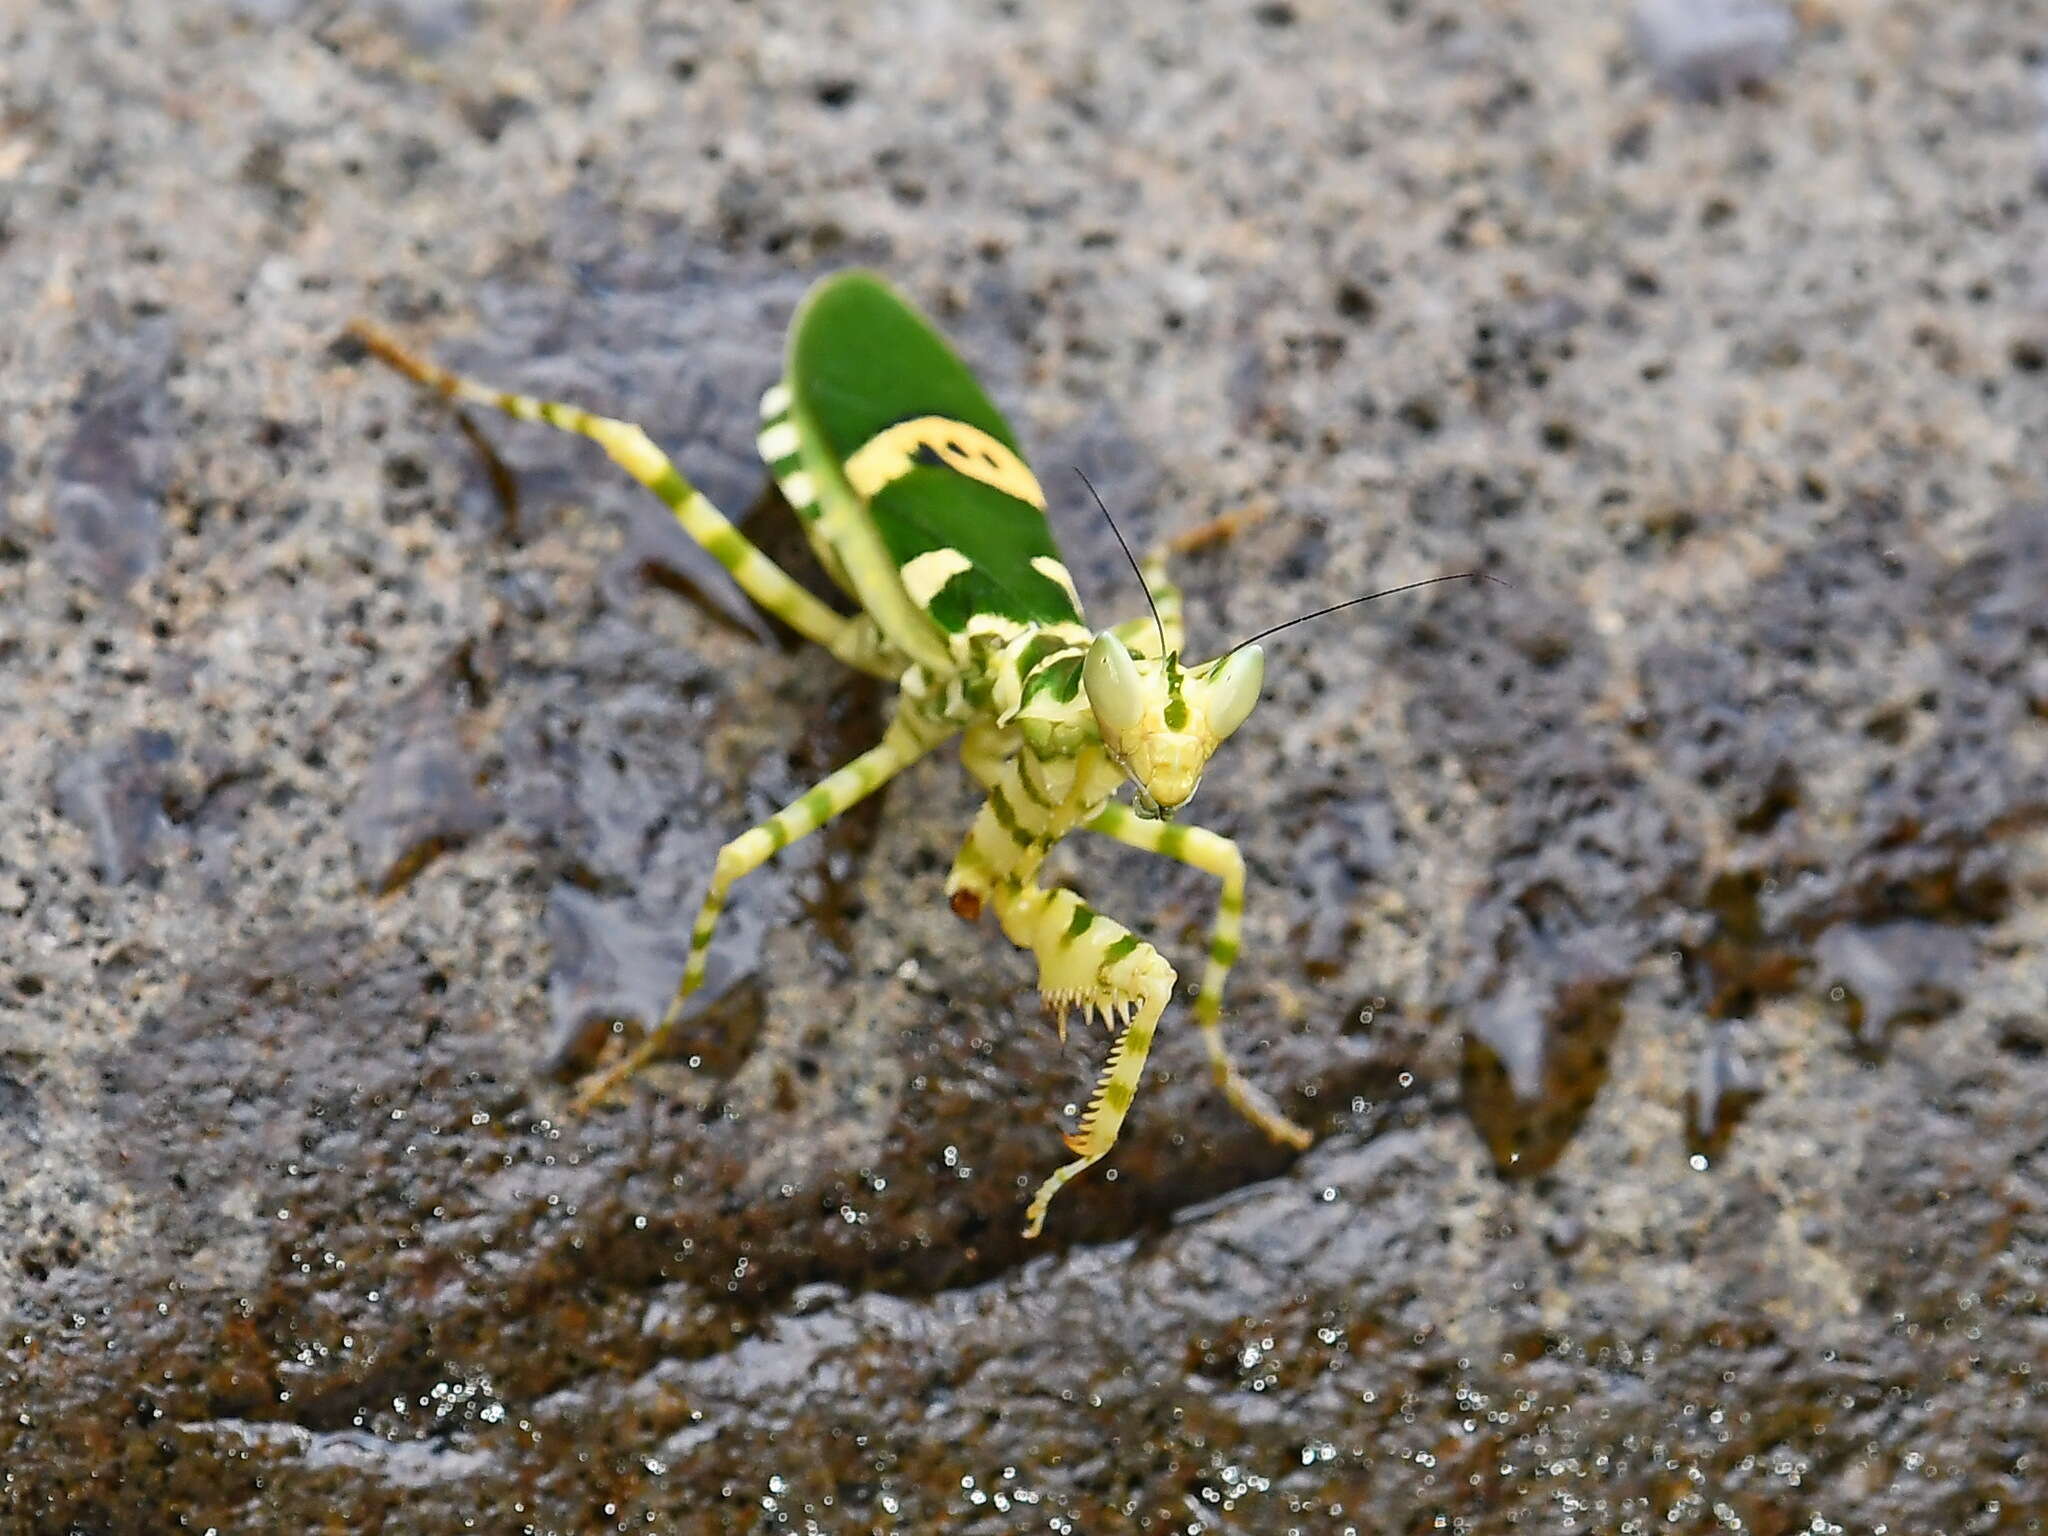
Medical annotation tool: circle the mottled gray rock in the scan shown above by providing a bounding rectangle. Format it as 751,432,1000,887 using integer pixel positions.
50,330,175,600
53,729,181,885
347,670,496,894
1812,920,1976,1046
2036,62,2048,192
1634,0,1795,101
4,1,2047,1531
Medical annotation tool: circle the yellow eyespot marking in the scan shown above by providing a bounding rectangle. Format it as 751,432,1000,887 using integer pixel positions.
900,547,976,607
845,416,1047,509
759,383,792,418
1030,556,1082,610
780,469,817,507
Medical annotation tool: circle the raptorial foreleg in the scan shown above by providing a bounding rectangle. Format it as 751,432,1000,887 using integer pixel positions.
1087,802,1312,1150
990,879,1176,1237
572,714,944,1110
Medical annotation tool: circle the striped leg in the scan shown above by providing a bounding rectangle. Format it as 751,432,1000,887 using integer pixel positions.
990,878,1176,1237
350,323,883,671
1088,802,1312,1151
572,715,943,1111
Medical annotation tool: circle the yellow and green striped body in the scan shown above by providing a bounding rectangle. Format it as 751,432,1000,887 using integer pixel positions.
351,270,1307,1238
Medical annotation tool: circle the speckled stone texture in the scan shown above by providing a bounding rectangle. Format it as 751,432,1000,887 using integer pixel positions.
3,2,2046,1531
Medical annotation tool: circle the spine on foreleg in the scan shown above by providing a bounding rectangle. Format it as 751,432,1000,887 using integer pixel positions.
1067,942,1172,1157
1009,877,1177,1236
996,882,1174,1138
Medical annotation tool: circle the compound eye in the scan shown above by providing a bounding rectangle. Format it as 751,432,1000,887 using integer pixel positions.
1205,645,1264,739
1084,631,1145,735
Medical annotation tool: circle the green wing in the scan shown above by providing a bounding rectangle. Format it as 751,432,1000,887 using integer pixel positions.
785,272,1085,670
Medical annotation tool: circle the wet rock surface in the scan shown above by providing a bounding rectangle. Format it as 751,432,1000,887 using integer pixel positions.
52,729,183,887
347,656,497,895
3,3,2046,1531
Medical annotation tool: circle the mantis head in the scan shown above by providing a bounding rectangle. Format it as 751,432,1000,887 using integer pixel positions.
1081,631,1264,819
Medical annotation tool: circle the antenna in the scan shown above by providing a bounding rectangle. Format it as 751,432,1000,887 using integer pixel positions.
1223,571,1508,654
1074,467,1168,659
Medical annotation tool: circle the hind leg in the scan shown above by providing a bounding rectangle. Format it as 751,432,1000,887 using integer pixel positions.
351,322,893,676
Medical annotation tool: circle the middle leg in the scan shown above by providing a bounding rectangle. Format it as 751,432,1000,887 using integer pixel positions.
1087,802,1312,1150
573,713,945,1110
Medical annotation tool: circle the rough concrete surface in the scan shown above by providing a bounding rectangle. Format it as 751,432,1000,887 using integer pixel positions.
2,2,2046,1531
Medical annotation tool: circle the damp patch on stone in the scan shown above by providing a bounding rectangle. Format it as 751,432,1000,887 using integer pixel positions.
51,329,177,601
54,729,182,885
1687,1026,1763,1158
1812,922,1976,1048
615,497,773,643
1638,500,2048,1155
1400,583,1699,1176
542,884,763,1079
1460,957,1631,1177
347,663,496,894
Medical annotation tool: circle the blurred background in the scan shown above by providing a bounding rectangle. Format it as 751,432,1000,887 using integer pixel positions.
2,1,2045,1529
